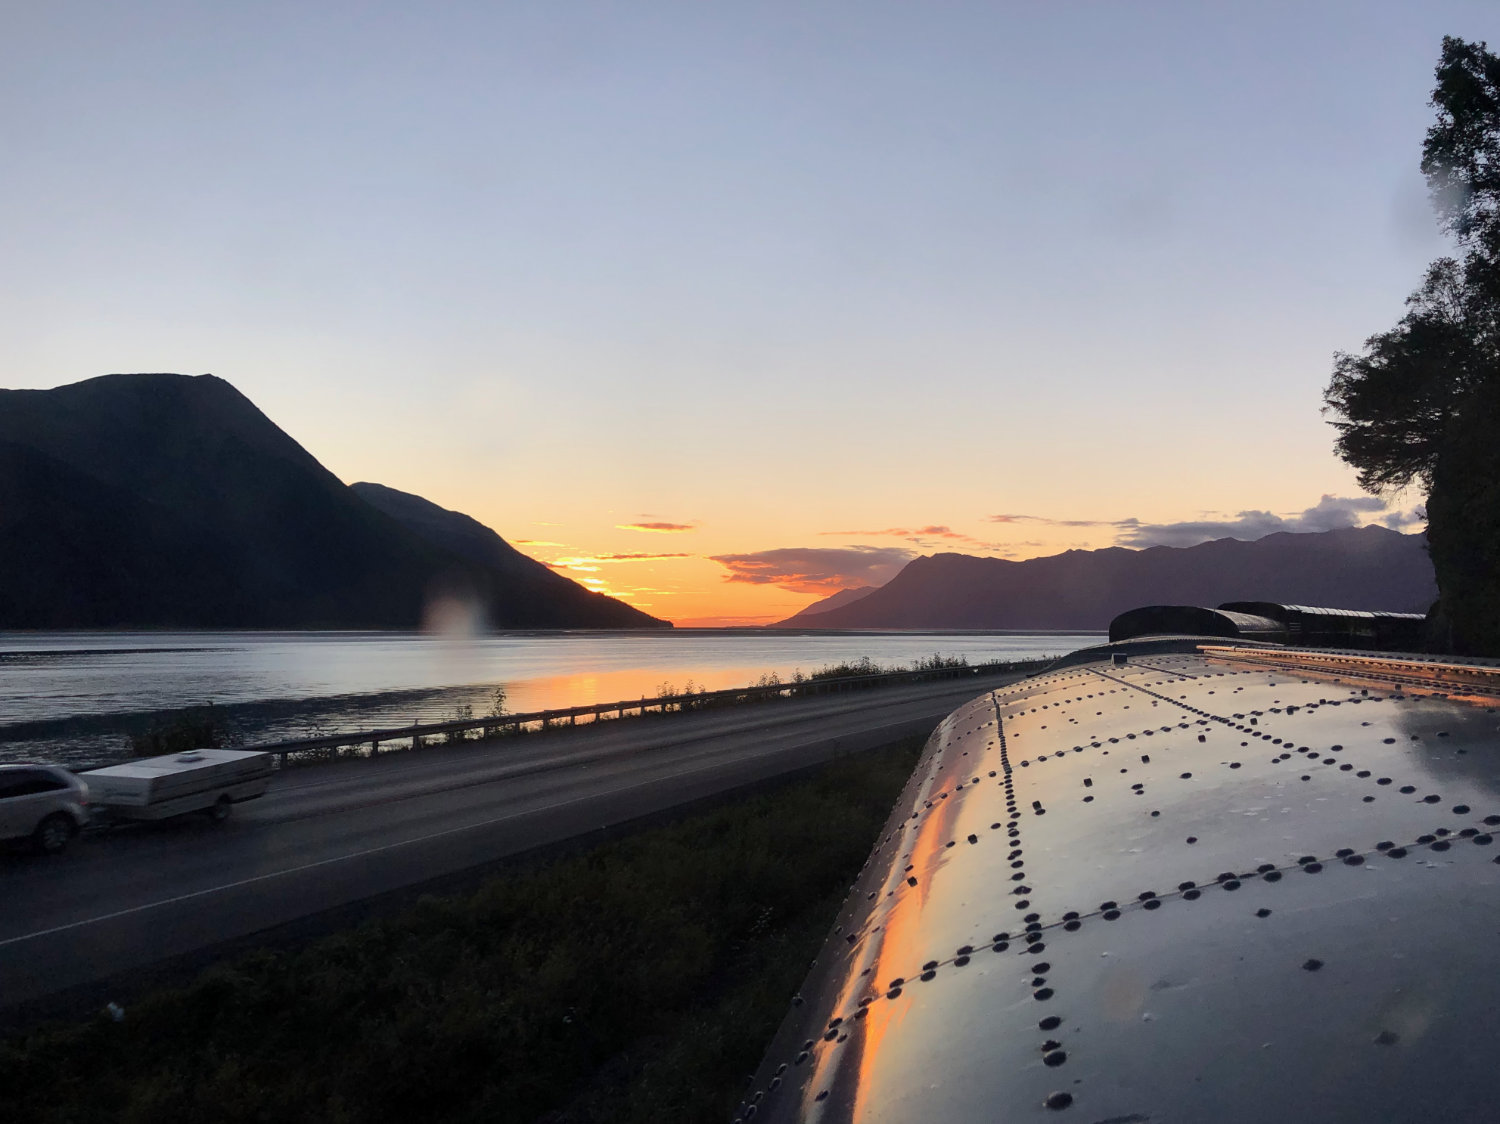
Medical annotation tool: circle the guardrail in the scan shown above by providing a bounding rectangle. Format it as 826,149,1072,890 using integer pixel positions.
250,659,1049,768
1199,645,1500,697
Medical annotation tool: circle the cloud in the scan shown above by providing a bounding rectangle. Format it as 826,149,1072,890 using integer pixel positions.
1383,506,1427,529
556,552,694,564
618,522,695,533
987,496,1426,550
709,546,917,594
1115,495,1409,549
821,524,1007,550
824,525,967,539
987,514,1122,528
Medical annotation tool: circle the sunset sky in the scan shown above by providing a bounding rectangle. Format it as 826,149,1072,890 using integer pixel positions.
2,2,1485,624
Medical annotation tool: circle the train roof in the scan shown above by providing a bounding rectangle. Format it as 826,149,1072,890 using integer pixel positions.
742,646,1500,1123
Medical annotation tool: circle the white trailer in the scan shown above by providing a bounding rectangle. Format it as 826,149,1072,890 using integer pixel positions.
84,749,273,822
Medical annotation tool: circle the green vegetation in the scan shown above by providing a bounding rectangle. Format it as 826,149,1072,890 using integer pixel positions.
127,704,231,758
808,652,970,681
1325,36,1500,654
1,737,925,1124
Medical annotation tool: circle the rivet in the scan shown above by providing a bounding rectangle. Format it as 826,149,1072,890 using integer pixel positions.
1038,1015,1062,1030
1302,958,1324,972
1044,1092,1073,1110
1256,908,1272,917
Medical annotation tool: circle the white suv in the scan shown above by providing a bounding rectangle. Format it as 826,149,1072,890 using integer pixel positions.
0,765,90,854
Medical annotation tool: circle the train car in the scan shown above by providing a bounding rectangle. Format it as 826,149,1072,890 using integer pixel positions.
1217,602,1429,651
740,642,1500,1122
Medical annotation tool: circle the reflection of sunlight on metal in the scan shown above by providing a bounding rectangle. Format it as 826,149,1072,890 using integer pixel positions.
1200,645,1500,699
851,785,962,1121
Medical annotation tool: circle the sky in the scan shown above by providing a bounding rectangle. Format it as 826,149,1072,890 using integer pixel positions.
1,1,1489,625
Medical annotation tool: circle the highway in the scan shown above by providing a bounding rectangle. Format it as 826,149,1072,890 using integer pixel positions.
0,672,1022,1024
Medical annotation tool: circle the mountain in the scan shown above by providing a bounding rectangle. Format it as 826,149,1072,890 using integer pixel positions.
0,373,668,629
785,527,1436,630
769,585,878,627
348,481,649,627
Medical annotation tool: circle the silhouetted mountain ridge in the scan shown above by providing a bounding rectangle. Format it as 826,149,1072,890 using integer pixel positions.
775,585,878,626
0,373,667,629
768,527,1436,629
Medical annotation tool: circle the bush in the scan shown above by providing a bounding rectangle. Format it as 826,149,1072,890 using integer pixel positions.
127,704,229,758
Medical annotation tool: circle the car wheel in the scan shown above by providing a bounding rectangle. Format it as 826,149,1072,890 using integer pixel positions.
209,795,233,822
34,813,74,855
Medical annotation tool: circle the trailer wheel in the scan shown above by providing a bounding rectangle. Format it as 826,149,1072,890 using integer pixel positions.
34,813,75,855
209,795,233,822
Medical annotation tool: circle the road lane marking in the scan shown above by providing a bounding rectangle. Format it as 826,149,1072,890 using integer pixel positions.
0,713,946,950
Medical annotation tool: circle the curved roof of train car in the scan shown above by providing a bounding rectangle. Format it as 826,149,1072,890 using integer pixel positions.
1108,604,1287,644
741,646,1500,1123
1218,601,1428,623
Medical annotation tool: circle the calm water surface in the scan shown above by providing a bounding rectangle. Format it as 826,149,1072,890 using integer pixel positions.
0,630,1102,767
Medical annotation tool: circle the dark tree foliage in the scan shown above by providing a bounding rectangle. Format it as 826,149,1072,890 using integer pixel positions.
1325,37,1500,654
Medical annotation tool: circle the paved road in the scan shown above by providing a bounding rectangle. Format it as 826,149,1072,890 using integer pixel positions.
0,673,1021,1022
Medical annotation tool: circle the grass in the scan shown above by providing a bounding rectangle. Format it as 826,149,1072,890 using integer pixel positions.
0,736,925,1124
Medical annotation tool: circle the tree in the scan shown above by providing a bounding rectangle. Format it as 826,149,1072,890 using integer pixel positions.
1325,37,1500,654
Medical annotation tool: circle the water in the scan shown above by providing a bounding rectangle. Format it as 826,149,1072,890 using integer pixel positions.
0,630,1103,767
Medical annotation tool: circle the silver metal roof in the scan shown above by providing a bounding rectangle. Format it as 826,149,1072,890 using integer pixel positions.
741,647,1500,1123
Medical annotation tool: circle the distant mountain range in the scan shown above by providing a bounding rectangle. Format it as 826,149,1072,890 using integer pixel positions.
768,527,1436,630
774,585,877,627
0,373,667,630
